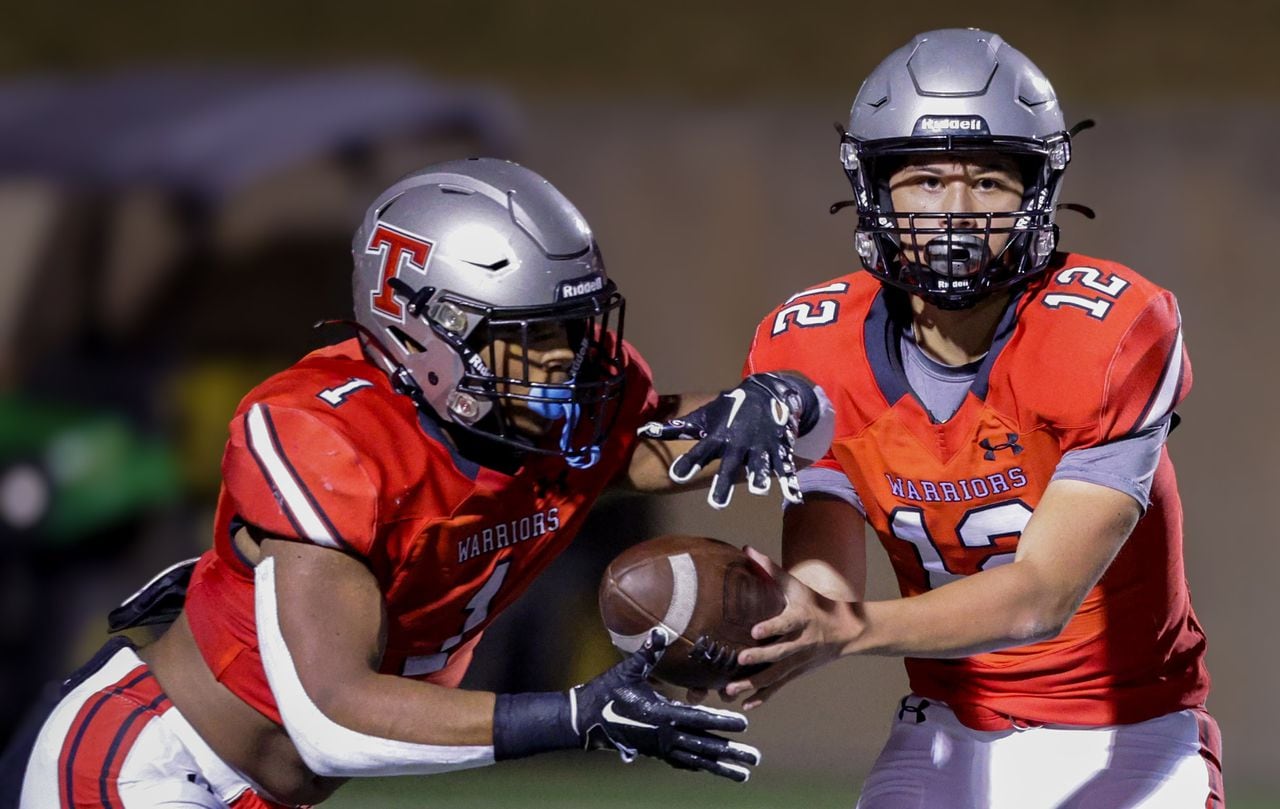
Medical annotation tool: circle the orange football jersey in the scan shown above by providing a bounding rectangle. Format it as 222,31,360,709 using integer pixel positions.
184,338,657,725
746,254,1208,730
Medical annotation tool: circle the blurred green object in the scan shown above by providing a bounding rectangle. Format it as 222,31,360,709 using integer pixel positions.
0,395,179,544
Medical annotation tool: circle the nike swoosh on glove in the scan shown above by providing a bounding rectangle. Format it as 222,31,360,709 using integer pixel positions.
572,629,761,782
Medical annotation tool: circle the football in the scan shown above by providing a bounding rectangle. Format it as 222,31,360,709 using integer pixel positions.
598,535,787,690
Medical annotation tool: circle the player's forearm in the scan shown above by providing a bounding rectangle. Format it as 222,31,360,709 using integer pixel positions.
317,671,497,747
622,392,715,492
844,480,1140,658
782,498,868,602
842,561,1064,659
306,671,596,773
256,553,500,777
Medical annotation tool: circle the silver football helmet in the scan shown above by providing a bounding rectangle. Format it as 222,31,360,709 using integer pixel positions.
839,28,1077,309
351,158,626,463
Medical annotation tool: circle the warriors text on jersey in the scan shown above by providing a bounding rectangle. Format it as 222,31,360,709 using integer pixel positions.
183,338,657,725
746,254,1208,731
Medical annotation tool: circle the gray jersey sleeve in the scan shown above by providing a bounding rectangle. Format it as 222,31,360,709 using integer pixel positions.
1050,417,1171,510
792,465,865,516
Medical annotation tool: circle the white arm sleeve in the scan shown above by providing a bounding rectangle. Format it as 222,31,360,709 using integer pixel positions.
254,556,496,777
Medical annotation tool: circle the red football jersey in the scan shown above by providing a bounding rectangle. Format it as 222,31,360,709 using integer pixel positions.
746,254,1209,730
184,338,658,725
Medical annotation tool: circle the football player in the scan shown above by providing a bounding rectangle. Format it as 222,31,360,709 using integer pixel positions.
662,29,1224,808
13,159,834,807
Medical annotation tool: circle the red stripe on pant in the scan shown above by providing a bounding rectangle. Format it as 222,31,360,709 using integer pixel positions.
1195,708,1226,809
56,664,172,808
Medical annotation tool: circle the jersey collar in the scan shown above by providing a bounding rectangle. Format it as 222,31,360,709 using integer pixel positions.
864,285,1027,414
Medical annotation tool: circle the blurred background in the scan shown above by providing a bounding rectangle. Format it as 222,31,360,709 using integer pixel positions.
1,1,1276,806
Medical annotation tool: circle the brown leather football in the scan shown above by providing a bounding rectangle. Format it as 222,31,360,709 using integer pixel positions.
598,535,787,690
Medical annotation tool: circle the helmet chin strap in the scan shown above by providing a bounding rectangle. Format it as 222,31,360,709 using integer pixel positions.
526,386,600,469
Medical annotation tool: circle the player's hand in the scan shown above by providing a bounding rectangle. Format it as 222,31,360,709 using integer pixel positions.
723,548,860,711
637,373,818,510
572,629,761,782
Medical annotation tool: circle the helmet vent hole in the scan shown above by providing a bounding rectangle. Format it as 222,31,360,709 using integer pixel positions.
427,372,439,386
388,326,427,355
439,184,475,196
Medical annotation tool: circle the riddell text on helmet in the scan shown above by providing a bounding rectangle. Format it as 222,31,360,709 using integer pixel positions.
913,115,991,135
558,276,605,300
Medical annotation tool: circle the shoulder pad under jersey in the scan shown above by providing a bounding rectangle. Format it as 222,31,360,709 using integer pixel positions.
1012,253,1190,448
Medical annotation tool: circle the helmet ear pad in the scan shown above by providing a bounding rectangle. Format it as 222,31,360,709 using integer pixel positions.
398,333,482,425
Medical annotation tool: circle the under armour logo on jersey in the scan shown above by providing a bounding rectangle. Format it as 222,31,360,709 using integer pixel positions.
897,696,931,724
979,433,1023,461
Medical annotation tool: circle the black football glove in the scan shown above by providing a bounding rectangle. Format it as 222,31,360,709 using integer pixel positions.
492,630,760,781
638,372,819,509
571,629,760,782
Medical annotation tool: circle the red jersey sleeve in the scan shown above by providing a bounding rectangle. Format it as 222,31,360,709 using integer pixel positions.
222,402,381,556
618,338,661,429
743,275,865,475
1100,290,1191,442
1011,257,1192,452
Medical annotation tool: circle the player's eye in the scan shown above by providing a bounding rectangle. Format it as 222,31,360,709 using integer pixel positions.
974,173,1023,196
